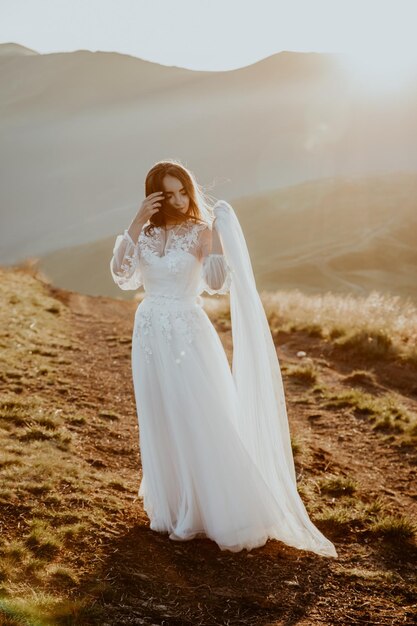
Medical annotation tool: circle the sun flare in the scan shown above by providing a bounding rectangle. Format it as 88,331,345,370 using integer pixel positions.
338,49,417,93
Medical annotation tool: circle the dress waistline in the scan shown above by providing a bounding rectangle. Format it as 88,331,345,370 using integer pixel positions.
141,293,203,308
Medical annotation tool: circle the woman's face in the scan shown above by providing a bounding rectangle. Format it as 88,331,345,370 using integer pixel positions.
161,175,190,215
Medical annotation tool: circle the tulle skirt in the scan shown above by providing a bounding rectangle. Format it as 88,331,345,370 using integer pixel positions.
131,297,337,557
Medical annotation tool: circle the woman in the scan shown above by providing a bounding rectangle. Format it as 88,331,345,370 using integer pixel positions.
110,159,337,557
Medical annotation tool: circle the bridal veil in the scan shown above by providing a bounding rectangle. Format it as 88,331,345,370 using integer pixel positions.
212,200,337,558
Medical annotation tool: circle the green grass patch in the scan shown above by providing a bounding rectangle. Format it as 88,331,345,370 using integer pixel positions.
0,397,36,428
368,514,416,541
319,475,358,497
319,387,416,442
0,592,102,626
24,519,63,559
314,496,414,541
290,435,302,457
286,362,318,385
342,369,377,386
333,329,397,360
98,410,120,421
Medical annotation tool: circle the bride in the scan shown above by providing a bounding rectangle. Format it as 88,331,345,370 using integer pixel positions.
110,159,337,557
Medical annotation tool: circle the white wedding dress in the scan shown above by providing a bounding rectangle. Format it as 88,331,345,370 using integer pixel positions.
110,201,337,557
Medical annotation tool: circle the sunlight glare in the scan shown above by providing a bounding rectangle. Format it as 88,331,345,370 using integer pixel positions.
338,48,417,93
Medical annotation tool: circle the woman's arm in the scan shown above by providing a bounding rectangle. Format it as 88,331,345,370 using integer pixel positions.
119,190,162,260
110,218,146,290
199,223,231,293
110,191,163,290
112,216,147,276
210,218,224,255
127,215,147,246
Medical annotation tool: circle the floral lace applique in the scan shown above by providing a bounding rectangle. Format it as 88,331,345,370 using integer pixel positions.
170,222,205,255
137,229,160,263
133,299,204,364
120,247,138,277
165,254,189,275
138,221,207,273
134,308,154,362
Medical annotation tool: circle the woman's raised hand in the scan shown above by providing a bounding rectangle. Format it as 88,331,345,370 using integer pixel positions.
126,191,164,243
136,191,165,224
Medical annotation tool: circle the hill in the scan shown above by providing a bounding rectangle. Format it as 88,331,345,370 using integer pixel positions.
0,266,416,625
1,43,417,266
35,172,417,301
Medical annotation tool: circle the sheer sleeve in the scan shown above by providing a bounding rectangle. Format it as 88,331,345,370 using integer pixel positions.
199,224,232,295
110,228,143,291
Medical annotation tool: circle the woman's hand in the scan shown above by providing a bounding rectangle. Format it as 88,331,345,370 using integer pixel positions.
135,191,165,224
127,191,164,243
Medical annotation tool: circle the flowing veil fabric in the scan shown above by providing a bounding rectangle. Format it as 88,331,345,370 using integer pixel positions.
213,200,338,558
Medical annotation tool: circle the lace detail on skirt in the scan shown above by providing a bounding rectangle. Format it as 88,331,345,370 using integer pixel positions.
133,295,204,364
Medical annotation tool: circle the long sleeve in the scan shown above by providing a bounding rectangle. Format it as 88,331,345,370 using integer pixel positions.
110,228,143,291
199,224,232,295
201,254,232,294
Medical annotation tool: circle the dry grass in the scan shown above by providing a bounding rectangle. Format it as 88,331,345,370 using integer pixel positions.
290,434,303,457
261,289,417,365
0,270,135,622
285,361,318,385
209,287,417,368
0,593,99,626
369,514,417,541
342,369,378,386
318,475,358,497
0,478,117,621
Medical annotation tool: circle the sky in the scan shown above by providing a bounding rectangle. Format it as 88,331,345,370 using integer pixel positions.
0,0,417,73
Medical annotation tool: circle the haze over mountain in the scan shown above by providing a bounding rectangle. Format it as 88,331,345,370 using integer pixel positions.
1,43,416,266
37,172,417,302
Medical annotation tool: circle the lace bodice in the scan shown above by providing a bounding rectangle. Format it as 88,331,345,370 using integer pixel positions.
110,219,232,297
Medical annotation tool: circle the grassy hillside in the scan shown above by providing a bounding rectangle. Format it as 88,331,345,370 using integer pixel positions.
0,265,416,625
35,172,417,302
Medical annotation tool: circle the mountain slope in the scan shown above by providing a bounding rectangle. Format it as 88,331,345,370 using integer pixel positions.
34,172,417,301
1,44,417,264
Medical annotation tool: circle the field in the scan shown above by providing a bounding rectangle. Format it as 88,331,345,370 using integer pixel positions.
0,265,416,625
